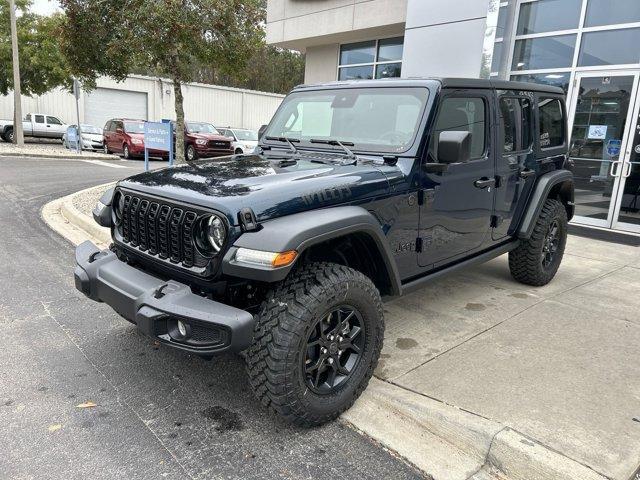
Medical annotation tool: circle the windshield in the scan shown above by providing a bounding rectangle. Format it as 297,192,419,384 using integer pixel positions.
80,125,101,134
187,122,219,134
234,129,258,141
124,122,145,134
265,87,429,153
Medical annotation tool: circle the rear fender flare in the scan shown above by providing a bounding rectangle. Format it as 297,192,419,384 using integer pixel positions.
222,206,401,296
518,169,574,239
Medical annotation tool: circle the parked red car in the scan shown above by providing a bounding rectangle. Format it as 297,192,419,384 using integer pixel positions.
183,121,234,161
102,118,168,160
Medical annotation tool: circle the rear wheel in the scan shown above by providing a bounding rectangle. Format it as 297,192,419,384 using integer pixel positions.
509,198,567,286
246,262,384,427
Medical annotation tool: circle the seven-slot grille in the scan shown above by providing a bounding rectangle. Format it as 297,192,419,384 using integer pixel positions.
119,192,204,268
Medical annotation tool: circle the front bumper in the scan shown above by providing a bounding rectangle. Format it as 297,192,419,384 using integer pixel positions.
74,241,255,356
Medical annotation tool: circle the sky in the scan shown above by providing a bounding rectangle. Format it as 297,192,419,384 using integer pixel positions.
30,0,61,16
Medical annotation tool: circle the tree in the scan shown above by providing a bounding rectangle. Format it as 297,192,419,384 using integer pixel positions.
0,1,71,96
59,0,264,164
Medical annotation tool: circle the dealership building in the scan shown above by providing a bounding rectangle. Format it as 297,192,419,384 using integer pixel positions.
267,0,640,235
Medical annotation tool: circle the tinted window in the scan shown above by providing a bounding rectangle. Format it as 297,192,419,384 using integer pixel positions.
585,0,640,27
538,98,565,148
512,35,576,70
578,28,640,67
105,121,112,131
517,0,582,35
340,41,376,65
377,37,404,62
47,116,62,125
511,73,571,93
499,97,533,153
35,115,45,124
433,97,486,159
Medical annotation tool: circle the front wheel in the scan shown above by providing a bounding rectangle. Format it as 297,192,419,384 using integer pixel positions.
246,262,384,427
123,144,131,159
186,144,197,161
103,143,110,155
509,198,568,286
5,128,14,143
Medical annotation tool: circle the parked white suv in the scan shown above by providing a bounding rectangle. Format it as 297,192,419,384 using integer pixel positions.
216,127,258,154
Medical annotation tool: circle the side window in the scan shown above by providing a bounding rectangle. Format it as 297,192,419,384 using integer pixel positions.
25,114,31,121
35,115,45,124
432,97,486,160
105,121,112,132
538,97,564,148
47,116,62,125
499,97,533,153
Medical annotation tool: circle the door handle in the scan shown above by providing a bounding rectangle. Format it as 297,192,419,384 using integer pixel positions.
474,177,496,189
610,161,622,177
623,162,632,178
520,169,536,179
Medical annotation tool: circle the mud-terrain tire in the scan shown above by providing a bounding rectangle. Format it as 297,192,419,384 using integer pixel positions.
246,262,384,427
509,198,567,286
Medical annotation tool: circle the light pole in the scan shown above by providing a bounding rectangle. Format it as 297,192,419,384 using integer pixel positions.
8,0,24,146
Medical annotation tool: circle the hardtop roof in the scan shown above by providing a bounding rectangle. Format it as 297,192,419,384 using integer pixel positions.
293,77,564,95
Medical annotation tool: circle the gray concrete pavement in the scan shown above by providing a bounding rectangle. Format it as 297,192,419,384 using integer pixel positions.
0,156,423,480
382,239,640,479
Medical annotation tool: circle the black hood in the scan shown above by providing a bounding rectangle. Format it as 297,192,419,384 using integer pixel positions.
118,154,391,226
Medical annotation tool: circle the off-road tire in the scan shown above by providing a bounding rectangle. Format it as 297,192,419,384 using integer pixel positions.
509,198,567,286
246,262,384,427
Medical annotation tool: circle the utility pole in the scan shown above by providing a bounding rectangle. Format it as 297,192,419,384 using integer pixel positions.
8,0,24,146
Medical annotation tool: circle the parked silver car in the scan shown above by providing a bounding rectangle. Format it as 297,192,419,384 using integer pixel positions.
63,124,104,151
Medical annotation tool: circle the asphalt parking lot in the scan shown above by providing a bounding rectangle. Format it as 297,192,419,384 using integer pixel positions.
0,156,423,480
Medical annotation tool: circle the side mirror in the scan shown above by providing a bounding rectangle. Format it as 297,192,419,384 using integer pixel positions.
258,124,268,140
438,131,471,164
116,127,123,133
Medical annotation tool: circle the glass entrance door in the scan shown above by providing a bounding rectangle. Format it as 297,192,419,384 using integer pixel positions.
568,72,640,232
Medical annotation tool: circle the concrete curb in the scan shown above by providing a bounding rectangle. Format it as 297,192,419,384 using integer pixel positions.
42,186,611,480
1,151,119,161
41,183,112,248
344,379,608,480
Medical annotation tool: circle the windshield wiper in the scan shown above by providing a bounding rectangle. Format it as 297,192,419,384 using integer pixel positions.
310,139,358,160
265,136,300,153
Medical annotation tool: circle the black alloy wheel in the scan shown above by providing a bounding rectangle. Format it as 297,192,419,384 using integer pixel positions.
303,305,365,394
541,219,560,269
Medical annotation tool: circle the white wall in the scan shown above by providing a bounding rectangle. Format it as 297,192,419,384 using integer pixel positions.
304,44,340,84
0,75,284,131
401,0,493,78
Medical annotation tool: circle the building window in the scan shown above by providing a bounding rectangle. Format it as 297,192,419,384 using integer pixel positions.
338,37,404,81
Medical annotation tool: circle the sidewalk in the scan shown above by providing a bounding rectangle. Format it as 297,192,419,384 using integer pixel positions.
44,184,640,480
0,140,117,160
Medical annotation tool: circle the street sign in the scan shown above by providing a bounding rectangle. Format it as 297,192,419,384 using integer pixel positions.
143,121,174,171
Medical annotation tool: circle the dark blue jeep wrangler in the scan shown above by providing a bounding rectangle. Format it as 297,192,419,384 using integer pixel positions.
76,78,574,427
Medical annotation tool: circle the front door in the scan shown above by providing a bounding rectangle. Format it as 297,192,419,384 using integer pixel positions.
568,72,640,233
418,91,495,268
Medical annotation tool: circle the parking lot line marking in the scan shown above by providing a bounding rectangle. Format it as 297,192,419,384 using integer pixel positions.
80,159,130,169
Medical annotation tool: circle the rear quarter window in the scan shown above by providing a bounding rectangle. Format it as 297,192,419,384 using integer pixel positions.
538,97,565,149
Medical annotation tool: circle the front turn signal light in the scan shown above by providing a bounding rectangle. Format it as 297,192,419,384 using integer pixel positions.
235,248,298,268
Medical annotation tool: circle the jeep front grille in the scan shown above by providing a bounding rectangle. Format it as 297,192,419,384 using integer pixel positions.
119,192,205,269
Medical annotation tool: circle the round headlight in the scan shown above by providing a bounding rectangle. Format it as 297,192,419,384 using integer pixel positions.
194,214,226,256
206,215,226,252
112,191,125,225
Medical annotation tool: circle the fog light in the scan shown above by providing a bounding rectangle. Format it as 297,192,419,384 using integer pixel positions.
177,320,188,337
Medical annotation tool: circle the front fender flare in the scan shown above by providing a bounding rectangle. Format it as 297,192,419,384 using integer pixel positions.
518,169,574,239
222,206,401,295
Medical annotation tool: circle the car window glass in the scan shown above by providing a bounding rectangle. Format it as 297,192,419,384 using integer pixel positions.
538,98,564,148
47,116,62,125
499,97,532,153
431,97,486,160
105,121,112,131
35,115,45,124
25,114,31,121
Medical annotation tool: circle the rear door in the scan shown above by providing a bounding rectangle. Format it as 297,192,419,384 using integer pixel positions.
32,114,47,136
492,91,536,240
418,89,496,268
